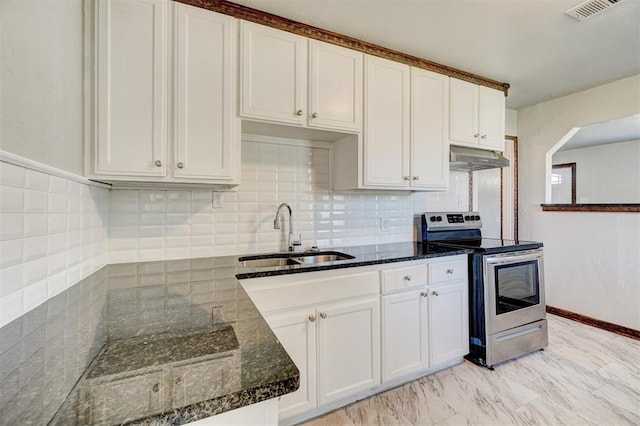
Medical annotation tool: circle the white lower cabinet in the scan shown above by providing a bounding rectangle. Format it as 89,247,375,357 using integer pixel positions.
241,270,380,422
241,256,467,424
381,256,469,383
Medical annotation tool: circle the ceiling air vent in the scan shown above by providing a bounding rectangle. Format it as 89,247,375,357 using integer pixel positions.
565,0,623,21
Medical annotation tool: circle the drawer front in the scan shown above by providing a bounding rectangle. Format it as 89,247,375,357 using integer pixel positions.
381,264,428,294
429,259,467,284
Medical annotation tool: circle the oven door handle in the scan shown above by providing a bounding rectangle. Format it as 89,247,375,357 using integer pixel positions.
485,249,543,266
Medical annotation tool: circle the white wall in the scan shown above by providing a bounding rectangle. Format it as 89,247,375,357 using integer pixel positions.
553,139,640,203
518,74,640,330
108,137,470,262
0,0,85,175
0,158,109,328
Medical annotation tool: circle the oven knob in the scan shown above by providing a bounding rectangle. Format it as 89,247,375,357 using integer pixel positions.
430,216,437,222
464,215,470,221
475,215,481,220
436,216,443,222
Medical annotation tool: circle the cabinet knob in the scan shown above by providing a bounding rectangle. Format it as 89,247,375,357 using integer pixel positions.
446,269,454,274
177,162,184,169
175,377,183,385
296,109,304,116
474,134,480,138
420,292,428,298
412,176,419,180
432,290,440,296
152,383,160,393
403,176,411,181
308,314,316,322
403,275,412,281
481,135,487,139
312,112,318,118
154,160,162,167
320,312,327,319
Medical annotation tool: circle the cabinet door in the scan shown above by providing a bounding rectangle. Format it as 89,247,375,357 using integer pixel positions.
382,290,429,382
364,55,410,187
449,78,479,146
478,86,506,150
95,0,167,177
309,40,363,132
317,297,380,405
266,310,318,420
174,4,239,182
240,21,307,125
410,68,450,190
428,282,469,366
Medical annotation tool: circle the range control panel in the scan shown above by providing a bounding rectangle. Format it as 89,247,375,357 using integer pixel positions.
423,211,483,231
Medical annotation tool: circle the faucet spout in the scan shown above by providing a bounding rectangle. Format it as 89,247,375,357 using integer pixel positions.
274,203,300,251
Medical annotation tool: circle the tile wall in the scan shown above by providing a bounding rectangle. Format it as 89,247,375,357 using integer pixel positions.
109,139,469,263
0,161,109,328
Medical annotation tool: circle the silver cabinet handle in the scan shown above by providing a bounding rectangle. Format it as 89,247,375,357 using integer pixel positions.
481,135,487,139
420,292,428,298
320,312,327,319
154,160,162,167
175,377,183,385
432,290,440,296
412,176,419,180
177,162,184,169
446,269,454,274
152,383,160,393
403,176,411,181
474,133,479,138
296,109,304,116
312,112,318,118
308,314,316,322
403,275,412,281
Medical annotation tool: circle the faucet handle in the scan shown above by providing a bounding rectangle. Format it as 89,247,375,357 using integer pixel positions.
292,233,302,250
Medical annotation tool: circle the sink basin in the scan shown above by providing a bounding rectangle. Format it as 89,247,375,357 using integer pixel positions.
239,251,355,268
240,257,300,268
292,252,355,264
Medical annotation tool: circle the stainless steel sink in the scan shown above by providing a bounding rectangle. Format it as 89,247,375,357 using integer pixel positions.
292,253,355,264
239,251,355,268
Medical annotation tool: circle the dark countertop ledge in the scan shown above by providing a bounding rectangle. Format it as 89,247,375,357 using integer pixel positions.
34,242,470,425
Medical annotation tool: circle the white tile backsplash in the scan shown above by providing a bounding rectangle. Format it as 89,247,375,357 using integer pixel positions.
108,140,469,262
0,160,109,328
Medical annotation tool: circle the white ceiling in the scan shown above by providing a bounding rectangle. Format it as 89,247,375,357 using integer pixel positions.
559,113,640,151
230,0,640,109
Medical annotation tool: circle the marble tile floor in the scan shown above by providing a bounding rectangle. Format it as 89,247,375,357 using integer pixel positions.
302,314,640,426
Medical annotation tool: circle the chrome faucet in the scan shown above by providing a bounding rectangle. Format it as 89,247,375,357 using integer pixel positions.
273,203,301,251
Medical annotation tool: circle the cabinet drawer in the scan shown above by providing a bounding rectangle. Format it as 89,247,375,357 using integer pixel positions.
429,259,467,284
381,264,428,294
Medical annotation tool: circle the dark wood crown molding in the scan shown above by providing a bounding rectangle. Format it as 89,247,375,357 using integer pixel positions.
541,204,640,212
175,0,510,95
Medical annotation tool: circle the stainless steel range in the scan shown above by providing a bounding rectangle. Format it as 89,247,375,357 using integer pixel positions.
421,211,548,369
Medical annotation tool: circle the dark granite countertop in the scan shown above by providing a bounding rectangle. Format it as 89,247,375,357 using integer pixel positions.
235,242,470,279
0,242,468,425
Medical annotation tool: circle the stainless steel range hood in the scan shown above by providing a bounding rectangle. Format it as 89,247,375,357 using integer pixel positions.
449,146,510,171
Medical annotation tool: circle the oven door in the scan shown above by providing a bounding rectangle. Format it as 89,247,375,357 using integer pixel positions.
483,249,545,334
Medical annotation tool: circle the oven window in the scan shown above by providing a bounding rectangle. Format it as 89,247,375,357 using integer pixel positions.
494,260,540,315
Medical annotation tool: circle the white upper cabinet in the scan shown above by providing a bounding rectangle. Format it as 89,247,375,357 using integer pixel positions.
449,78,505,151
174,3,239,183
240,21,307,126
240,22,362,132
90,0,240,187
363,55,411,188
357,57,449,190
410,68,450,190
94,0,167,177
308,40,363,132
